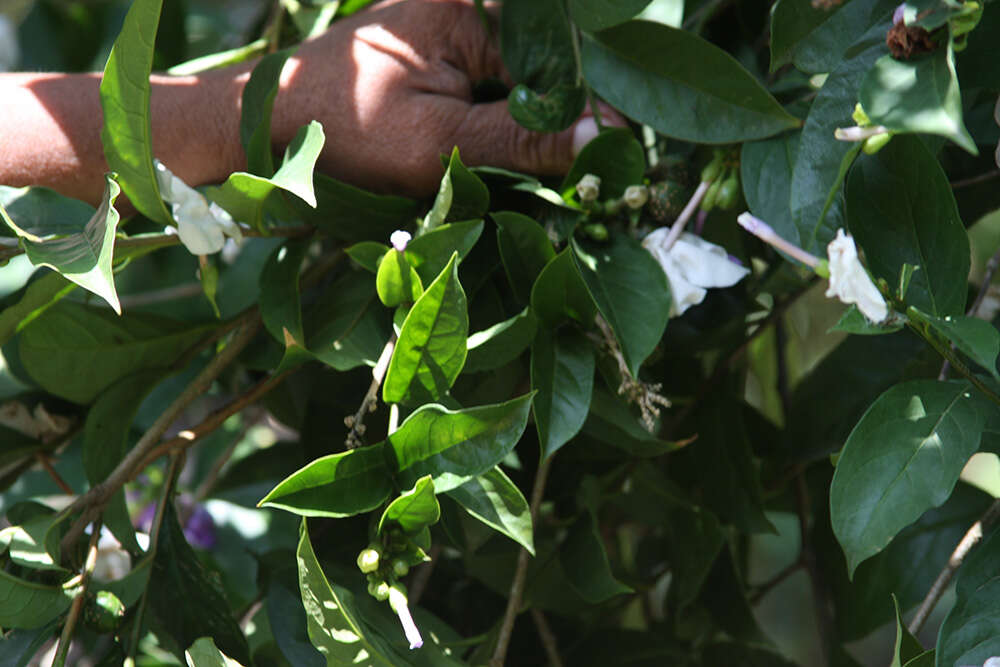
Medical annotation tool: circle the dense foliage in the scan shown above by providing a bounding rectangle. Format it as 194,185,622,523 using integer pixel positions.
2,0,1000,665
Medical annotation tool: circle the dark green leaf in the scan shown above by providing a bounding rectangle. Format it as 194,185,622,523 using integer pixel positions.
831,380,986,576
891,595,926,667
573,233,671,376
405,219,483,286
790,0,897,74
569,0,652,31
830,305,905,335
306,274,393,371
560,513,632,603
936,523,1000,667
494,211,555,304
377,475,440,537
17,302,211,404
0,570,74,629
561,128,645,199
908,308,999,378
846,136,970,317
580,388,682,457
260,238,311,350
507,83,585,133
769,0,835,71
258,445,393,518
447,466,534,553
0,271,75,348
0,512,65,572
148,502,250,665
99,0,171,224
240,48,295,176
465,308,538,372
423,148,489,230
581,22,800,144
531,328,594,460
531,249,597,327
741,132,799,257
386,394,533,493
383,253,469,405
501,0,575,90
185,637,245,667
861,46,976,153
305,175,421,243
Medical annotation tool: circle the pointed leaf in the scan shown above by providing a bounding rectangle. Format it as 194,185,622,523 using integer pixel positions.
383,254,469,405
346,241,389,273
580,388,683,457
569,0,652,31
909,308,1000,379
465,308,538,372
0,569,75,629
306,273,393,371
561,128,645,199
306,175,421,244
405,219,483,286
99,0,171,224
788,0,898,74
240,48,295,176
831,380,986,576
890,595,925,667
531,249,597,327
581,21,800,144
378,475,440,537
386,394,533,493
259,445,393,517
376,249,423,307
501,0,575,90
423,148,489,231
493,211,555,303
0,271,75,347
936,524,1000,667
560,513,632,603
531,328,595,460
447,466,534,553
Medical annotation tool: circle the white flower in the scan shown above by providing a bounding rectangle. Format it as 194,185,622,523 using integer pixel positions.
0,16,19,72
390,230,412,251
982,658,1000,667
825,229,887,322
643,228,750,316
575,174,601,202
387,584,423,650
154,160,243,255
623,185,649,209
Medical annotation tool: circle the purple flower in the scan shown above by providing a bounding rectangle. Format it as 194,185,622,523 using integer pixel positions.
183,504,217,550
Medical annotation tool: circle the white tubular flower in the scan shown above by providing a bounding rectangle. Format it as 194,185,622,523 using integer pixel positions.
387,584,423,650
825,229,888,322
154,160,243,255
643,228,750,316
575,173,601,202
390,230,412,251
623,185,649,209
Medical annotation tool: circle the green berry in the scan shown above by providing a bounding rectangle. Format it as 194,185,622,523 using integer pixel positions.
357,547,380,574
582,223,609,242
392,559,410,577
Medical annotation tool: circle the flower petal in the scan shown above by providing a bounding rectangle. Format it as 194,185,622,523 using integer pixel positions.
825,229,888,322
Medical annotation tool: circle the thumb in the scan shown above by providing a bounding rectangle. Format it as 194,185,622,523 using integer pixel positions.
447,100,628,177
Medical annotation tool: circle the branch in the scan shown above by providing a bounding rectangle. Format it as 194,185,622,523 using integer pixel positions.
490,455,553,667
908,499,1000,635
530,608,564,667
345,334,396,449
52,520,102,667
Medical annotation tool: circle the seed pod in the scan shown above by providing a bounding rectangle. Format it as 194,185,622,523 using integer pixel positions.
717,174,740,210
646,179,689,223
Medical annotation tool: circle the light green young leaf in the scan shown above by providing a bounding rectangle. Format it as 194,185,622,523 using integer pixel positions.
99,0,171,224
0,512,66,572
376,249,423,308
383,253,469,405
531,328,595,461
346,241,390,273
581,22,801,144
831,380,986,576
377,475,440,537
258,445,393,517
447,466,534,553
386,394,533,492
0,177,122,313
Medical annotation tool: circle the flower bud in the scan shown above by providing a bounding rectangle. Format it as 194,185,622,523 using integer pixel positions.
716,175,740,210
623,185,649,209
392,558,410,577
582,223,609,242
357,547,380,574
575,174,601,202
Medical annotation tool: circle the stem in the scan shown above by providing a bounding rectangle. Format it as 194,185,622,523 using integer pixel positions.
662,181,711,252
909,499,1000,635
35,453,74,495
917,322,1000,408
408,543,441,606
193,410,262,503
796,475,832,666
950,170,1000,190
530,608,564,667
53,521,102,667
490,455,553,667
346,334,396,448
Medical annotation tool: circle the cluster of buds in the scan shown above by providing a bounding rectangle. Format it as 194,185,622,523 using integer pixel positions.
697,150,741,212
356,539,424,649
835,104,892,155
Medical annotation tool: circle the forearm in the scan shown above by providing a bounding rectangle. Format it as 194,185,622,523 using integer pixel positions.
0,70,245,206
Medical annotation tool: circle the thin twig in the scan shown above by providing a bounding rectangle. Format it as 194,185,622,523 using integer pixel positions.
490,456,554,667
748,559,804,605
950,170,1000,189
796,476,832,667
52,520,102,667
35,453,74,495
908,499,1000,635
345,335,396,449
530,608,564,667
408,544,442,606
193,410,262,503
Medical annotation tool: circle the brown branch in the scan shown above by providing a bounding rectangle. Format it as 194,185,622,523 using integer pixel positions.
490,455,553,667
950,170,1000,190
52,520,102,667
530,608,564,667
35,453,74,495
345,335,396,449
909,499,1000,635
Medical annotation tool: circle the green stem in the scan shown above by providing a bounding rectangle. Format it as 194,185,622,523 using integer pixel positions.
913,323,1000,407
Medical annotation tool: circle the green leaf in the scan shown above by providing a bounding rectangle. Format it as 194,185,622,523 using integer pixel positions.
741,132,799,258
580,387,682,457
768,0,835,71
0,512,65,572
386,394,533,493
846,136,970,317
447,466,534,553
258,445,393,517
494,211,556,303
531,328,595,460
296,520,399,666
581,22,801,144
346,241,389,273
185,637,246,667
830,305,905,335
890,595,926,667
909,308,999,379
465,308,538,372
383,253,469,405
240,48,295,176
501,0,575,90
0,177,122,313
405,219,483,286
831,380,986,576
936,524,1000,667
559,513,632,603
572,233,671,376
377,475,440,537
306,175,421,244
791,35,884,254
861,46,976,154
423,148,489,231
569,0,652,31
0,271,75,347
376,249,423,308
507,83,586,133
0,569,75,629
148,501,250,665
531,249,597,327
561,128,645,199
99,0,171,224
17,301,211,404
789,0,897,74
306,274,393,371
83,371,163,553
260,238,311,351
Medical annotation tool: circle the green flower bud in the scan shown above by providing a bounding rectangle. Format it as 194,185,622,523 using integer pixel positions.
582,223,609,242
862,132,892,155
700,157,723,184
701,178,722,212
392,558,410,577
374,581,391,601
716,174,740,210
623,185,649,209
357,547,380,574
